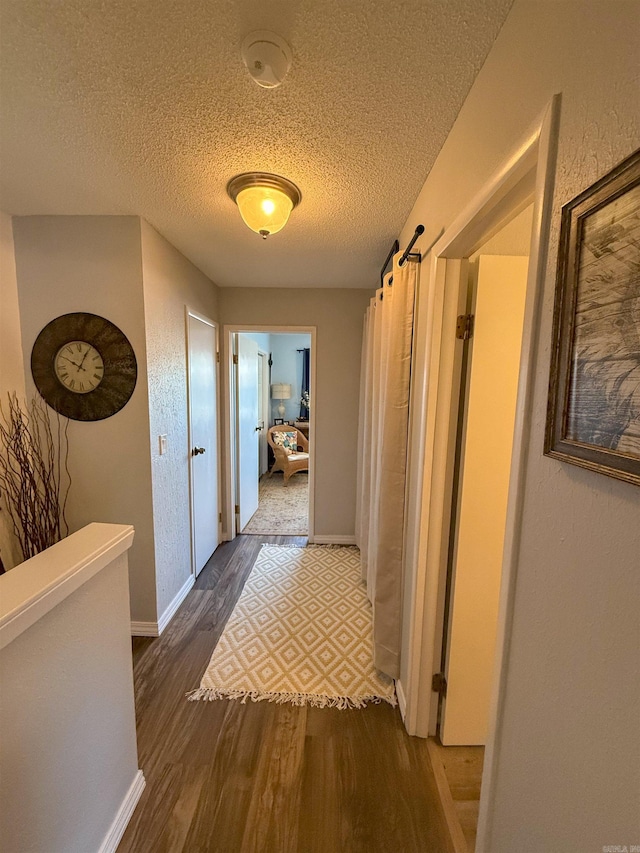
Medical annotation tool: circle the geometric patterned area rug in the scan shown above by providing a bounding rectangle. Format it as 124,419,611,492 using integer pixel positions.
242,472,308,536
188,544,396,709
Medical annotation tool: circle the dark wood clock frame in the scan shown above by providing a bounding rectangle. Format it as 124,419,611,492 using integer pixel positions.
31,313,137,421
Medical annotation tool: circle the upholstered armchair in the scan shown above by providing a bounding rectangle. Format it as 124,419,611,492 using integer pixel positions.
267,425,310,485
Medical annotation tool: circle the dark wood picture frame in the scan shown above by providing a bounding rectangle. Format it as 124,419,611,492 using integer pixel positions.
273,418,284,425
545,148,640,486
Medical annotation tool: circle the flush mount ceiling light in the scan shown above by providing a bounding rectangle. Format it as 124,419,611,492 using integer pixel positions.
227,172,302,239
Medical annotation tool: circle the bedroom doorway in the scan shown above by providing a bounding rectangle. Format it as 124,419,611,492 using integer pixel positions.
223,325,316,541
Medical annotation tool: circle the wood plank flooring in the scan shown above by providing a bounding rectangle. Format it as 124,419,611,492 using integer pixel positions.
118,535,454,853
427,741,484,852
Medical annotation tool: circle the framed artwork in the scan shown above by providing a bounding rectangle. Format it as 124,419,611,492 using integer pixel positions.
274,418,284,425
545,148,640,486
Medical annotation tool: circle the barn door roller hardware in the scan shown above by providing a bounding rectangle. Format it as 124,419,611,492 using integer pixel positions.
398,224,425,267
379,239,399,288
379,224,425,288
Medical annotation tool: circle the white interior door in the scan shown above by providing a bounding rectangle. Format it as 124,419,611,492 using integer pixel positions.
440,255,529,745
236,335,260,530
258,352,269,476
187,312,219,576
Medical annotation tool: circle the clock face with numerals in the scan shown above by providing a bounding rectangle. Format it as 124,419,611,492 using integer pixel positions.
31,313,137,421
54,341,105,394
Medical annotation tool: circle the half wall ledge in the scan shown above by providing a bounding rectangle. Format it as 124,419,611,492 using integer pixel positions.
0,521,135,649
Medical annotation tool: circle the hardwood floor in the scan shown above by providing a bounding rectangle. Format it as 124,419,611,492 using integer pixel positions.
118,535,454,853
427,741,484,852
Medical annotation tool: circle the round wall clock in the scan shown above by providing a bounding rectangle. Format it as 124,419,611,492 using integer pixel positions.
31,313,137,421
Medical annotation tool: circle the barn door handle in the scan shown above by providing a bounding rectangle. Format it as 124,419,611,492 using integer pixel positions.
192,446,206,456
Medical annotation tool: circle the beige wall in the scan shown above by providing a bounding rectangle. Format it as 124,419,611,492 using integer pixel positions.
12,216,158,622
0,211,25,569
401,1,640,849
140,220,219,616
219,287,372,538
0,212,24,397
470,204,533,259
10,216,221,625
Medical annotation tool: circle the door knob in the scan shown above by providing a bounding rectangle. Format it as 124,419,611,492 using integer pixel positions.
192,446,206,456
255,426,263,432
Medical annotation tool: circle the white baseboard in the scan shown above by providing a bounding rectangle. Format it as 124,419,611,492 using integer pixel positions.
131,621,158,637
311,535,357,546
157,574,195,635
98,769,146,853
396,678,407,722
131,574,194,637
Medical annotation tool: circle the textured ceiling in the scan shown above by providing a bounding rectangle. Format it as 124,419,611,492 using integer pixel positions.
0,0,514,288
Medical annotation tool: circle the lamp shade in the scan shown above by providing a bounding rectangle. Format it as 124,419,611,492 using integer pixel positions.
271,383,291,400
227,173,301,239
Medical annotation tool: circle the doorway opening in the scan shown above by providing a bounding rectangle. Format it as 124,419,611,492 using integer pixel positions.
223,325,316,542
438,208,534,742
400,98,560,851
428,207,534,852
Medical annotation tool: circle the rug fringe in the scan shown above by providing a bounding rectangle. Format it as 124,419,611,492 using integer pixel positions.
186,687,397,709
259,543,359,552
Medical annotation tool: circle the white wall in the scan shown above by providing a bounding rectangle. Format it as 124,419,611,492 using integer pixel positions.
140,221,219,618
219,288,372,538
0,211,25,569
270,333,312,423
401,1,640,849
12,216,158,622
0,525,140,853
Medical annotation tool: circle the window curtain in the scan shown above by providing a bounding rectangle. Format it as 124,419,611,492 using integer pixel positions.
356,253,416,679
299,348,310,419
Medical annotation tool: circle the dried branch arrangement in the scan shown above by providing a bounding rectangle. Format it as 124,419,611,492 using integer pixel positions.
0,393,70,563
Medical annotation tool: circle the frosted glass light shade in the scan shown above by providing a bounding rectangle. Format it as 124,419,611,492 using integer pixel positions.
227,173,301,239
236,185,293,237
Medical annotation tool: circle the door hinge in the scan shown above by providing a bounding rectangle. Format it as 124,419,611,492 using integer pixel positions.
234,504,240,514
456,314,474,340
216,351,220,364
218,511,222,523
233,354,239,365
431,672,447,695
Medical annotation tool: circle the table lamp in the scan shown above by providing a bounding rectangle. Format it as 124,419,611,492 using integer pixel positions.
271,383,291,419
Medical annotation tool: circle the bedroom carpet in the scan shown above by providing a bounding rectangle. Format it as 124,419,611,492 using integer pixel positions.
242,471,308,535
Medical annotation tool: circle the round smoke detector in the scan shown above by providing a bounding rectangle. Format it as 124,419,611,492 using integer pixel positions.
241,31,292,89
